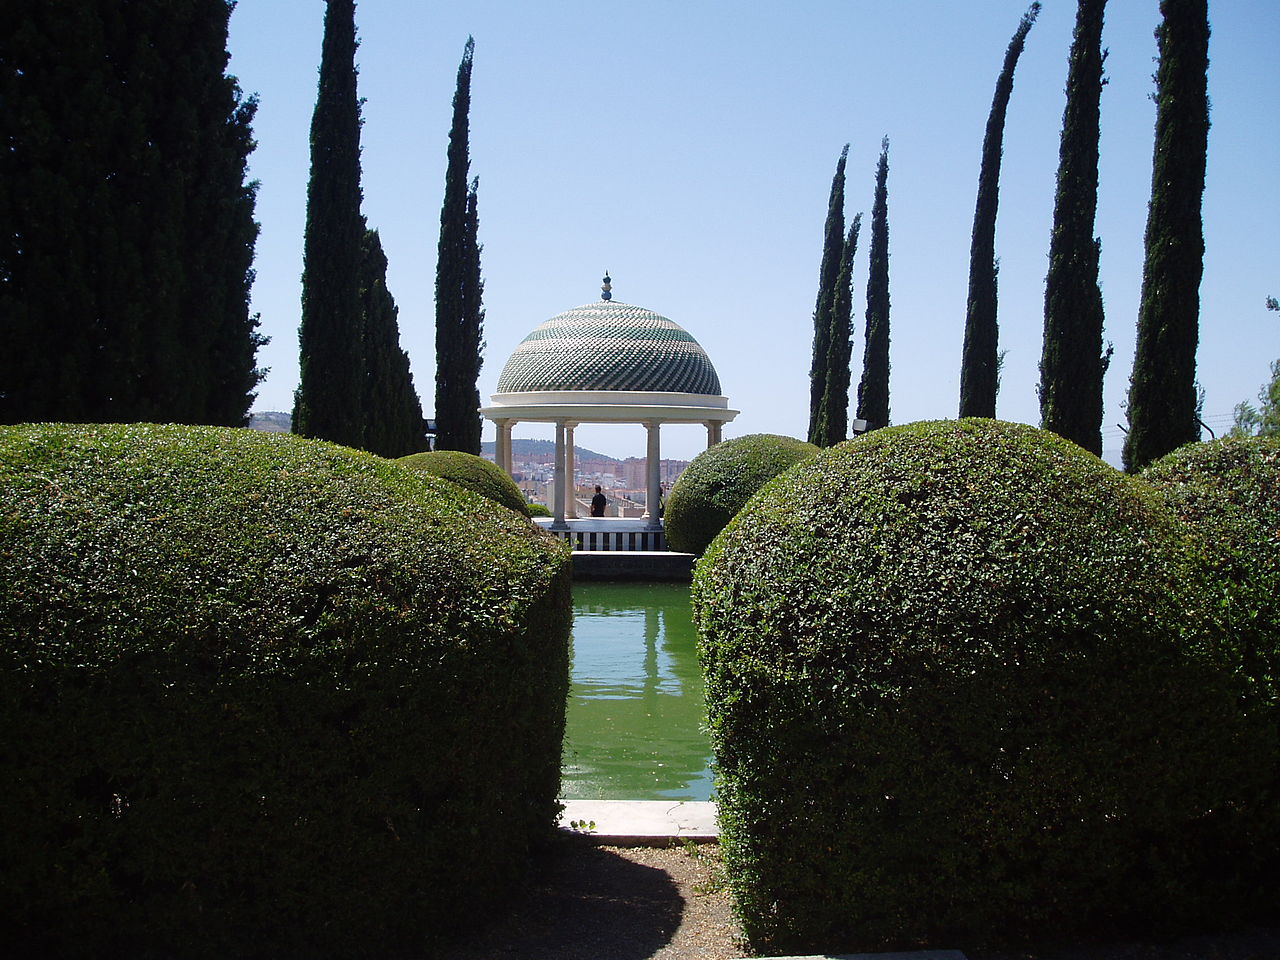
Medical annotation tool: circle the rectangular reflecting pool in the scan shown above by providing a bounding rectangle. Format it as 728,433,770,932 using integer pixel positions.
561,581,714,801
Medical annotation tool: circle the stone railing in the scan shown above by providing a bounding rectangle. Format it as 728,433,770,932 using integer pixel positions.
533,518,667,552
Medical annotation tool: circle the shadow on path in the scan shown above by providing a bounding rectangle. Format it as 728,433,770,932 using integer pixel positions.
439,840,684,960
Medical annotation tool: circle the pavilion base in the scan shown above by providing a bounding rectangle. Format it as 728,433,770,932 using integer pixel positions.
534,517,667,552
570,550,695,582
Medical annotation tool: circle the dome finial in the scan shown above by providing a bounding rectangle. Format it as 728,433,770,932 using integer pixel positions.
601,271,612,301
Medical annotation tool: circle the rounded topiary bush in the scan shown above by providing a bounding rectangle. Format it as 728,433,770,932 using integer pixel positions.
693,419,1274,955
0,424,572,959
399,449,530,516
526,501,552,517
1143,435,1280,700
664,434,819,554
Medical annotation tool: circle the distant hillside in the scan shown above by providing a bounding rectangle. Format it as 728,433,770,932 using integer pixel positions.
246,419,621,464
248,411,291,433
481,438,619,465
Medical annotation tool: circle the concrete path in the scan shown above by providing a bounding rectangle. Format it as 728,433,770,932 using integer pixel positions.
558,799,718,844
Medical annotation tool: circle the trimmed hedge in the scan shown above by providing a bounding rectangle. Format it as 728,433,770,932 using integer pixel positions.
693,419,1275,955
665,434,820,555
526,501,552,518
1143,435,1280,701
0,424,572,959
399,449,531,516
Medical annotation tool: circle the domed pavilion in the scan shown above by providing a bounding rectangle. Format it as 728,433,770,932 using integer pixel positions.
482,276,738,534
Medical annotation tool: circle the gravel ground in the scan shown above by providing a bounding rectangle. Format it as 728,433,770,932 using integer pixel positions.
438,838,743,960
439,837,1279,960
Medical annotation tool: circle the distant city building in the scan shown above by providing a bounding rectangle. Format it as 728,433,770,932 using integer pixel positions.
621,457,688,488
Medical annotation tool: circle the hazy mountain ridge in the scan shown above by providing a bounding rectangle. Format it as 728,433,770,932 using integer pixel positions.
249,414,620,464
481,438,620,465
248,411,292,433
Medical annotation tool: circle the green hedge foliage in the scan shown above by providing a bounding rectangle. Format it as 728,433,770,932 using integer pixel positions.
693,419,1276,955
399,449,531,516
0,424,572,959
665,434,820,555
526,501,552,517
1143,435,1280,701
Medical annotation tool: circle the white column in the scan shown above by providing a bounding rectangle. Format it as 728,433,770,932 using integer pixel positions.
706,420,723,448
503,420,516,475
494,419,512,474
644,420,662,531
552,420,568,530
564,422,578,519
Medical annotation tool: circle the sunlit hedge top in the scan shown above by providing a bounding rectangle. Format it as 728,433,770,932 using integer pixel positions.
0,424,563,672
1143,434,1280,696
0,423,573,956
398,449,530,517
691,419,1272,951
1142,435,1280,530
665,434,820,555
695,419,1190,692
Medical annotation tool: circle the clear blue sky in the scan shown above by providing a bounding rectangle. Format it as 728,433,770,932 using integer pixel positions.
228,0,1278,464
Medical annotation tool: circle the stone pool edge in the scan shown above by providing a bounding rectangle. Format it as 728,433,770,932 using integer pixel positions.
558,799,718,844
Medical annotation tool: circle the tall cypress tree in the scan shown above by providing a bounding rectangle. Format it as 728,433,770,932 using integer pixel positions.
1122,0,1210,472
458,176,486,451
294,0,366,449
0,0,263,425
857,137,892,433
960,2,1041,419
2,3,115,423
814,214,862,446
808,145,849,446
360,226,426,458
434,37,484,454
109,3,185,420
1040,0,1109,456
186,5,268,427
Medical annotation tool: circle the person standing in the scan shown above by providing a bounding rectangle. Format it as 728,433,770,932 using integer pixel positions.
590,485,607,517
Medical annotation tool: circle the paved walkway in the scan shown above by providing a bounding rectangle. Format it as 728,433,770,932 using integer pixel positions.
558,799,718,844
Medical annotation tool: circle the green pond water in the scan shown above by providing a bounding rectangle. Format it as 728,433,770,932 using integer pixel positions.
561,581,715,801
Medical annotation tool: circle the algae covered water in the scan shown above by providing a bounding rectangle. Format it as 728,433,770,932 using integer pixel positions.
561,581,714,801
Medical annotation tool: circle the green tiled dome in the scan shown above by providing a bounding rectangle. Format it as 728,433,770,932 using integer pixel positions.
496,300,723,395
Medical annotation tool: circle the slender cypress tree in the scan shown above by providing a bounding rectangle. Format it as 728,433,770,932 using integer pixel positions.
1040,0,1109,456
1122,0,1210,472
110,2,186,420
1,0,263,425
294,0,366,448
808,145,849,446
857,138,892,433
814,214,862,446
2,3,121,423
960,2,1041,419
434,37,484,454
458,177,486,451
187,6,268,427
360,226,426,458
